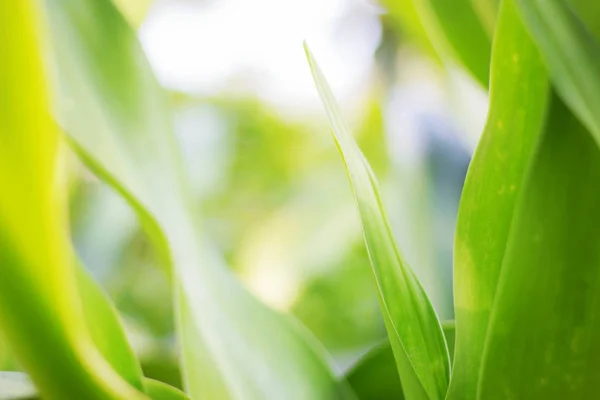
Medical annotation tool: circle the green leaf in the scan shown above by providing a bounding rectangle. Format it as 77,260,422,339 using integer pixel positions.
0,372,36,400
75,262,144,392
344,321,456,400
305,43,450,400
516,0,600,146
0,1,144,399
469,0,500,35
143,378,191,400
380,0,492,86
44,0,353,399
0,374,188,400
447,1,549,399
426,0,492,85
479,95,600,398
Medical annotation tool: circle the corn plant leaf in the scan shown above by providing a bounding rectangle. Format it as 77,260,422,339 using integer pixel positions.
447,1,550,399
143,379,191,400
0,1,145,399
0,372,37,400
479,95,600,398
469,0,500,35
75,263,144,392
516,0,600,146
43,0,353,399
380,0,491,86
306,43,450,400
426,0,492,85
344,321,456,400
0,374,188,400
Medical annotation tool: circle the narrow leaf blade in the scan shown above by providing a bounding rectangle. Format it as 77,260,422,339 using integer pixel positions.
0,2,144,398
305,43,450,400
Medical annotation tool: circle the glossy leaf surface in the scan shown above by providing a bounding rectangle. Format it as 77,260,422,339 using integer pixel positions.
306,43,450,400
448,1,549,398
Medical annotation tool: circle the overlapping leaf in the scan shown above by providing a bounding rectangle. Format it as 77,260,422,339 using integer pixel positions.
44,0,353,398
306,44,450,400
448,1,549,399
344,321,455,400
479,95,600,398
380,0,492,86
516,0,600,146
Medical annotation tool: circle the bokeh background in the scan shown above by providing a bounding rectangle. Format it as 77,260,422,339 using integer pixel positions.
3,0,489,388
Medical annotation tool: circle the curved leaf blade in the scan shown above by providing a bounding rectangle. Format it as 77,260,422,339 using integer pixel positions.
44,0,354,398
516,0,600,146
143,378,192,400
305,43,450,400
479,96,600,399
0,2,144,398
448,1,549,398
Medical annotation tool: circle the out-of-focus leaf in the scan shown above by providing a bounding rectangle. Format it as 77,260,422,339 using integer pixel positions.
426,0,492,85
0,1,145,399
75,263,144,392
344,321,456,400
44,0,354,399
470,0,500,35
517,0,600,145
381,0,491,86
566,0,600,41
479,96,600,398
306,43,450,400
448,1,549,399
0,372,37,400
143,379,191,400
113,0,153,27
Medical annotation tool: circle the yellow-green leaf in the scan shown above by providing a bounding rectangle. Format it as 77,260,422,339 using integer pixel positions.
0,1,145,399
516,0,600,146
